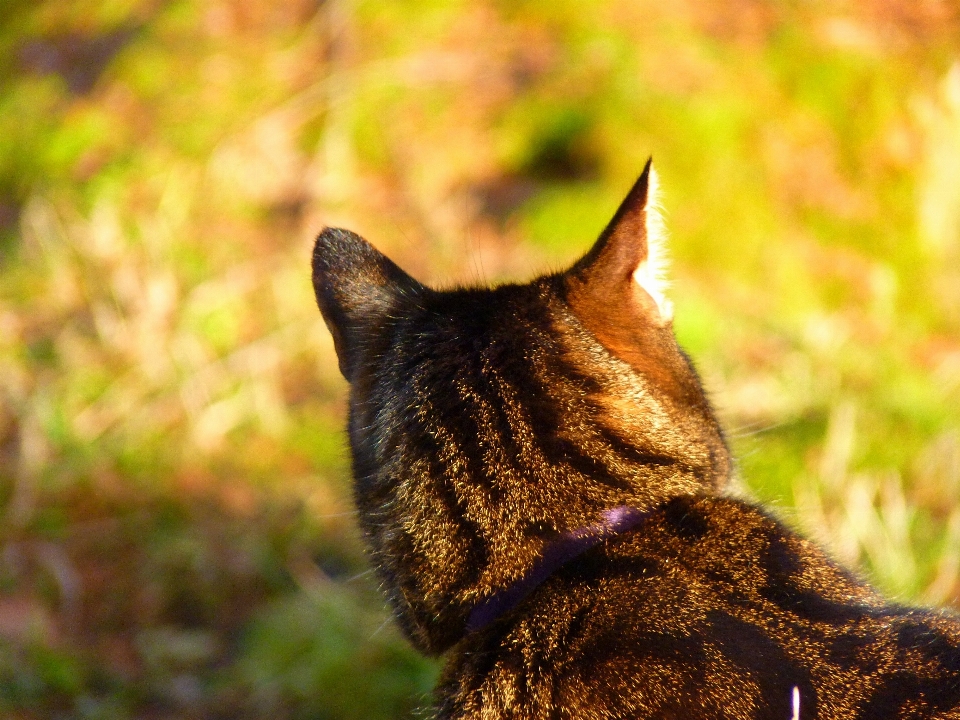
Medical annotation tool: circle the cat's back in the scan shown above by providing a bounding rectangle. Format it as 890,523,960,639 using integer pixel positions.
440,496,960,720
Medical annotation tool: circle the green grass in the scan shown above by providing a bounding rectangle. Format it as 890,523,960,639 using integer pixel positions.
1,0,959,716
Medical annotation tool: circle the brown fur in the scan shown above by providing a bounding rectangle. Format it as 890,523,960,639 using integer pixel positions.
311,160,960,719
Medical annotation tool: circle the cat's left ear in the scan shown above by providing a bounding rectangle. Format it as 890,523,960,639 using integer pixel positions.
565,158,672,327
312,228,422,382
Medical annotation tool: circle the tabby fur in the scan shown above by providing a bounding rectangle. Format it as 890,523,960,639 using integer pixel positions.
311,159,960,719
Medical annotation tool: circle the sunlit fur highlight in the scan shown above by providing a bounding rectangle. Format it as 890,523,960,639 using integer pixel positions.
632,165,673,322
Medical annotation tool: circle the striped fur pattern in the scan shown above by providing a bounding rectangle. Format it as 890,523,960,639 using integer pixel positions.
311,160,960,718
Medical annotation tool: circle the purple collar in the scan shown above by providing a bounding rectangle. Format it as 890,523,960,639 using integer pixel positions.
465,506,648,633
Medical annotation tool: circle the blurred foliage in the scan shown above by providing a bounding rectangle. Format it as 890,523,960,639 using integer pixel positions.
1,0,960,717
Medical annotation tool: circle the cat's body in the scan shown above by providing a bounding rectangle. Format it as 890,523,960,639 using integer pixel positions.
312,160,960,719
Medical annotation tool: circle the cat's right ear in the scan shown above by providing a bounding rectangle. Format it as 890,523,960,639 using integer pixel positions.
564,159,672,328
312,228,422,382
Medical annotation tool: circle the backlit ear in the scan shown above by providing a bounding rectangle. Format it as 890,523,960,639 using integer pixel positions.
312,228,423,382
566,158,672,326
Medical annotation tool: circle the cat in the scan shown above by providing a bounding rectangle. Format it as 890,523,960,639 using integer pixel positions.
311,159,960,719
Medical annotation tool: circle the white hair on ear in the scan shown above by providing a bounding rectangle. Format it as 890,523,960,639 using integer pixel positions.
631,164,673,322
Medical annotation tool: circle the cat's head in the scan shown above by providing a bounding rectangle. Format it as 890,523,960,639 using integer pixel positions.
312,160,731,653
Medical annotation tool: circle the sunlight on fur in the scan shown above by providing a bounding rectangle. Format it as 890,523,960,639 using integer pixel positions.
631,164,673,322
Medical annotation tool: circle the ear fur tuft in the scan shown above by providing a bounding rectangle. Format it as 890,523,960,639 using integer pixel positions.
632,164,672,322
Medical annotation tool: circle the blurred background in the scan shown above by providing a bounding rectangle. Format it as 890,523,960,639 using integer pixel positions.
1,0,960,717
